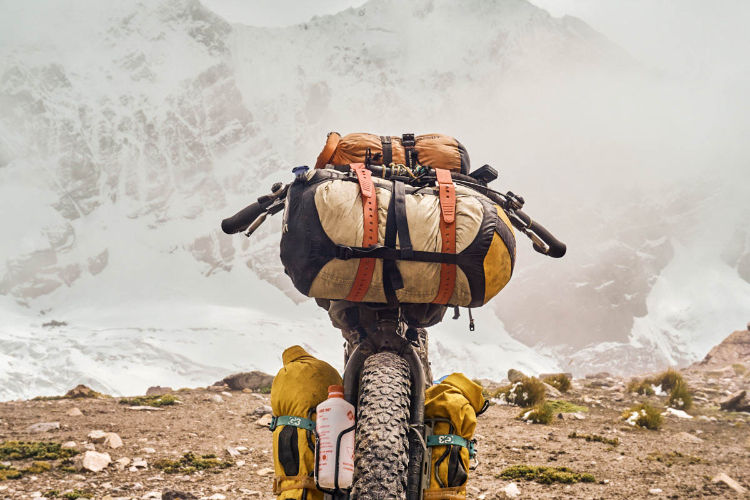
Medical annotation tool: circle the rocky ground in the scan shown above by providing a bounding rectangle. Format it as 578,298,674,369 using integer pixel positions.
1,332,749,500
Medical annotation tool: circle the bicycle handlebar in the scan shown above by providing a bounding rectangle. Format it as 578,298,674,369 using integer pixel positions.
511,209,567,258
220,167,566,259
220,200,267,234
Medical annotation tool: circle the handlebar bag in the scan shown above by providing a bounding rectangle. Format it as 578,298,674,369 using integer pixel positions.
423,373,485,498
314,132,471,174
280,167,515,307
270,345,343,499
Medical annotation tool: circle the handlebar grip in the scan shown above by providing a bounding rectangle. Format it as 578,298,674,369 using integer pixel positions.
523,212,567,258
221,201,266,234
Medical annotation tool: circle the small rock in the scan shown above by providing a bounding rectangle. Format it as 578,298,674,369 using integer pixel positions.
236,460,245,467
220,371,274,391
132,457,148,468
142,492,161,499
712,472,747,494
126,406,165,411
235,446,248,453
66,407,83,417
146,386,173,396
507,369,527,383
209,394,224,403
206,495,226,500
677,431,703,444
61,441,77,449
142,447,156,454
237,491,260,497
256,467,274,476
221,391,232,398
663,408,693,419
226,447,241,457
542,382,562,398
649,488,663,495
76,450,112,472
115,457,131,470
88,430,108,443
104,433,123,449
26,422,60,433
255,414,273,427
84,443,96,451
162,491,198,500
253,405,273,416
503,482,521,498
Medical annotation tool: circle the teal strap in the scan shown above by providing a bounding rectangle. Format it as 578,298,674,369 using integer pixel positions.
269,415,316,432
426,434,477,458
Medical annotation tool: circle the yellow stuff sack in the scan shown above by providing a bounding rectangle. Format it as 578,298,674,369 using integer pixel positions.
423,373,486,499
270,346,343,500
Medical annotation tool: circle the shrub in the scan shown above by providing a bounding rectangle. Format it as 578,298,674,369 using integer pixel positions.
119,394,178,407
0,441,78,461
622,403,663,430
568,432,619,446
499,465,595,484
496,377,546,408
668,378,693,411
543,374,571,393
626,378,655,396
518,402,554,424
153,452,233,474
546,400,587,414
651,368,683,392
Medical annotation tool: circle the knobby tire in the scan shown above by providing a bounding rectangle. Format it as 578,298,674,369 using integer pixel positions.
350,351,411,500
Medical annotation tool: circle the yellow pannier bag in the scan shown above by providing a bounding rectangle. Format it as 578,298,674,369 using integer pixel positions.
423,373,486,499
270,345,343,500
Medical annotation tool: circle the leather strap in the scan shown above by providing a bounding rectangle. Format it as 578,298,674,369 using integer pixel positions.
334,245,459,264
434,168,456,304
402,133,416,169
380,135,392,166
423,486,466,500
345,163,378,302
273,474,317,494
383,181,404,305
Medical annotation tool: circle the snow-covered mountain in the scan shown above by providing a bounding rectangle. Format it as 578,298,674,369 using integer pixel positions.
0,0,748,399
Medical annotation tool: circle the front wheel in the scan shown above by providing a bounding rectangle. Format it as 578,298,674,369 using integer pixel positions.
350,351,411,499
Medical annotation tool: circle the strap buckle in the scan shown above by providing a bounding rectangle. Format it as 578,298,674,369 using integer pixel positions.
268,415,278,431
335,245,354,260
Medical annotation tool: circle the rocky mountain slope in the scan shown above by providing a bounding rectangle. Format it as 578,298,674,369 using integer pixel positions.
1,0,749,398
0,329,748,499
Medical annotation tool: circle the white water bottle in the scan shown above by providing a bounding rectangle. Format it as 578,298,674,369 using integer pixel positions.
316,384,355,489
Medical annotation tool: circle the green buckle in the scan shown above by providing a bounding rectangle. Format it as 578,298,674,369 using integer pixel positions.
426,434,477,458
269,415,316,432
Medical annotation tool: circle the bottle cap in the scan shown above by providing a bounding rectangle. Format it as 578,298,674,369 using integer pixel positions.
328,385,344,398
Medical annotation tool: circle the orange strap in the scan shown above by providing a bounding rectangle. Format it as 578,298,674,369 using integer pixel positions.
314,132,341,169
345,163,378,302
273,474,317,494
433,168,456,304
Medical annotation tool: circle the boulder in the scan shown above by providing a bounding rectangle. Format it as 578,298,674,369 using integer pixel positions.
542,383,562,398
220,371,274,391
66,407,83,417
26,422,60,433
719,391,750,412
104,432,123,449
64,385,101,398
76,450,111,472
507,369,527,383
146,386,173,396
87,430,107,443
